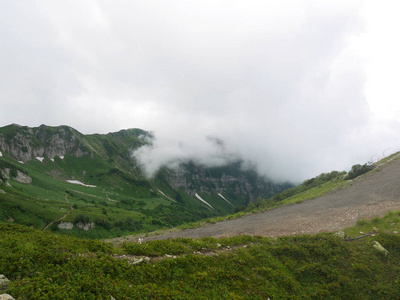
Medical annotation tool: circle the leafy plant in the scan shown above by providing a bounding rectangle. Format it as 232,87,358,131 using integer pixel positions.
2,213,400,299
347,163,374,179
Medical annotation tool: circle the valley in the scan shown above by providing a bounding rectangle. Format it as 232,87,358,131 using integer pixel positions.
0,124,289,238
2,124,400,299
113,153,400,242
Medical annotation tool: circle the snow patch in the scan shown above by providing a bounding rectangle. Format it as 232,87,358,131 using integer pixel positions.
18,161,24,164
60,156,64,160
51,158,55,162
217,193,234,206
0,151,2,157
36,157,45,162
66,180,96,188
195,193,215,210
157,189,176,202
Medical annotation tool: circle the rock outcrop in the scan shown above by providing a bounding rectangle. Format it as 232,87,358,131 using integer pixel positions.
14,170,32,184
163,161,288,202
58,221,74,230
0,169,10,180
0,124,91,162
0,167,32,185
76,222,95,231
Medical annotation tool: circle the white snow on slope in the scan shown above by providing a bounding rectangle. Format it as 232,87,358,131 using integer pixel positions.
157,189,176,202
195,193,215,210
18,161,24,164
0,151,2,157
66,180,96,188
36,157,45,162
217,193,234,207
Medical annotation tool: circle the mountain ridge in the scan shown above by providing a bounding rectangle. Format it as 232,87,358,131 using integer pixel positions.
0,123,290,238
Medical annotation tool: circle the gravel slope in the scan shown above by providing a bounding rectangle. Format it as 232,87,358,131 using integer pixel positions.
110,154,400,244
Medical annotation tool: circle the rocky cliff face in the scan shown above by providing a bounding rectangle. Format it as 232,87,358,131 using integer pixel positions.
162,161,289,203
0,124,90,162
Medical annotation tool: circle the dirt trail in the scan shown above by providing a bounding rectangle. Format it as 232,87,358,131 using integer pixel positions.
43,205,73,231
110,155,400,244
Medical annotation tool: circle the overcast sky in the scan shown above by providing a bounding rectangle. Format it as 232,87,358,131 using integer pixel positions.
1,1,400,183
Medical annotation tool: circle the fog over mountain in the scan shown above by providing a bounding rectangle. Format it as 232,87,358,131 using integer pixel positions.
1,1,400,182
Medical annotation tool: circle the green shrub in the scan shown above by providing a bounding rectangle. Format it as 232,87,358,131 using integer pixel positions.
95,218,112,230
113,217,142,231
73,214,91,224
347,163,374,179
2,221,400,299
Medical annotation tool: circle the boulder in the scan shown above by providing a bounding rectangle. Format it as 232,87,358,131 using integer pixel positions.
0,169,10,180
372,241,389,256
334,230,346,239
0,294,15,300
14,170,32,184
127,256,150,265
0,275,10,290
76,222,95,231
58,221,74,230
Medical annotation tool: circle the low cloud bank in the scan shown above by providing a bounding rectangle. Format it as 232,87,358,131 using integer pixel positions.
132,133,242,179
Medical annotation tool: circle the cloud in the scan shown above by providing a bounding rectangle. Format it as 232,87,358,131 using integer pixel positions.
133,132,240,178
1,1,400,183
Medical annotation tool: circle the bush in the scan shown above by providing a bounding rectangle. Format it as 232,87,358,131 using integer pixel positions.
234,205,247,213
95,218,112,230
347,163,374,180
73,214,91,224
113,217,142,231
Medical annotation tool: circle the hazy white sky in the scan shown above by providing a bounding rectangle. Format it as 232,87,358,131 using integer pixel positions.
1,1,400,182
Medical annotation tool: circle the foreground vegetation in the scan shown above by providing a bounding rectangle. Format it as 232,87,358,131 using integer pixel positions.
2,210,400,299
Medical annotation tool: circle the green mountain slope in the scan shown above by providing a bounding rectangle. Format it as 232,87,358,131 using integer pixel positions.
2,212,400,299
0,124,289,238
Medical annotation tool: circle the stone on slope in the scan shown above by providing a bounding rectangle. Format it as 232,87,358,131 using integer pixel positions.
0,275,10,290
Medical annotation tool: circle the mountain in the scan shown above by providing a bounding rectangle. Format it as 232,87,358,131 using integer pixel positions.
2,124,400,299
0,124,290,238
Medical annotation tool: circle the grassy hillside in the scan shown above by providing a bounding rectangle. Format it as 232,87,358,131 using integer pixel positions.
246,154,390,213
0,153,215,238
0,124,289,238
1,210,400,299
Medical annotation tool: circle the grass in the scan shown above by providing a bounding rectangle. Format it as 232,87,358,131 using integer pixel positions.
280,180,349,206
376,151,400,166
0,150,246,239
2,210,400,299
345,210,400,238
0,152,224,238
